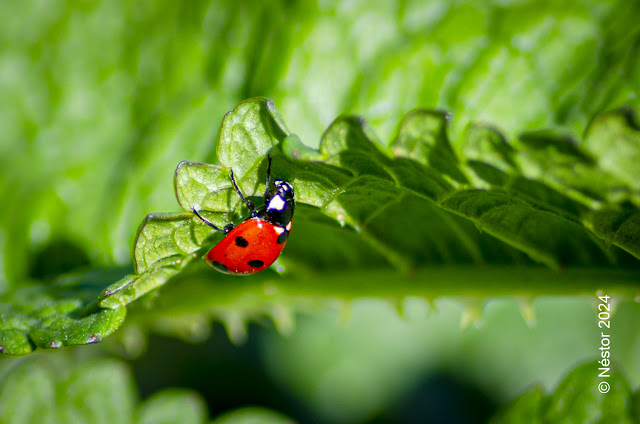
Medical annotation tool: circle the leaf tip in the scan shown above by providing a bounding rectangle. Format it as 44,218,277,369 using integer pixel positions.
517,297,536,327
222,313,248,345
459,298,485,329
270,305,295,335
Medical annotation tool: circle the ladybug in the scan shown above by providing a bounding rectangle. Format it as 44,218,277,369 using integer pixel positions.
192,156,294,275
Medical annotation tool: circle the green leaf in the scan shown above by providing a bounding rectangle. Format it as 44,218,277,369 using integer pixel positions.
58,359,137,424
390,110,468,184
489,385,545,424
583,109,640,202
99,268,185,309
3,0,639,290
217,98,289,178
0,358,136,424
6,99,640,356
107,99,639,356
174,162,237,215
491,361,635,424
0,360,57,424
587,207,640,262
544,361,634,423
282,134,325,161
0,357,294,424
210,407,296,424
133,213,199,274
135,389,207,424
1,2,639,420
440,190,609,268
490,361,637,423
3,97,640,358
0,270,127,356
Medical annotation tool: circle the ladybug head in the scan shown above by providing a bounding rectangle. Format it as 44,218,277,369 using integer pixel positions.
263,179,295,227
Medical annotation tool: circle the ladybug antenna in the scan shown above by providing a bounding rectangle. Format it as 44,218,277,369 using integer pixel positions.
229,168,257,216
192,208,226,232
263,155,272,202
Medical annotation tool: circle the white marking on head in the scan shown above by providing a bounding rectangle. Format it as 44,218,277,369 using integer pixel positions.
268,195,286,211
274,226,285,235
286,221,292,232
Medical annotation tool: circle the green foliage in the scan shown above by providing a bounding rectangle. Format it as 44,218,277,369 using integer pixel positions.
0,358,136,424
1,355,636,424
1,98,639,356
2,0,639,291
210,407,295,424
1,0,640,421
0,270,126,356
114,99,640,291
0,356,294,424
490,361,638,423
135,389,208,424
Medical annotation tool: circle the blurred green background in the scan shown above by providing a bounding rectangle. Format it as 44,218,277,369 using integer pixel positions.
1,0,639,423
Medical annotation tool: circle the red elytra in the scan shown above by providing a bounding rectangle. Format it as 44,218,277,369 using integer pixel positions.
193,155,295,276
204,218,292,275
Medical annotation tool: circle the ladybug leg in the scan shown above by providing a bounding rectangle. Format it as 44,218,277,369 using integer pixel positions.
229,169,257,217
263,155,272,203
192,208,234,233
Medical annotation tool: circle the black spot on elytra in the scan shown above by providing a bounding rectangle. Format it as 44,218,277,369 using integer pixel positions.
276,229,289,244
212,261,228,272
235,236,249,247
248,259,264,268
